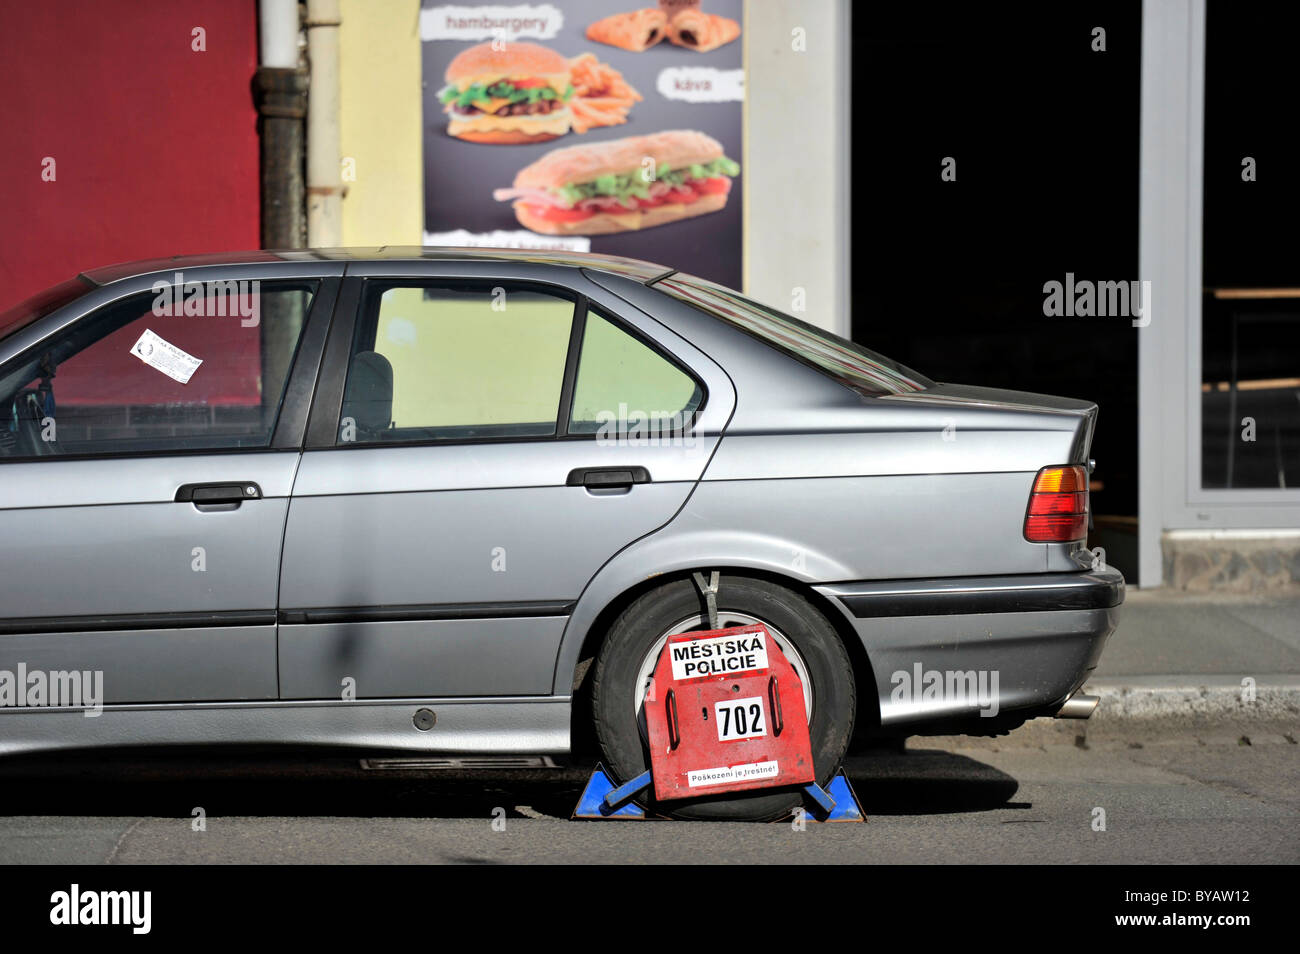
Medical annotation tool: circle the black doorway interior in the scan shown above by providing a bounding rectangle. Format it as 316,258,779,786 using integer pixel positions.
849,2,1141,577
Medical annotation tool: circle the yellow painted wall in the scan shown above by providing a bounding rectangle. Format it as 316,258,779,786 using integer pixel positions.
339,0,423,247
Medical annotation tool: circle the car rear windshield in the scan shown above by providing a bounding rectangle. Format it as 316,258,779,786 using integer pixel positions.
655,273,931,396
0,276,95,340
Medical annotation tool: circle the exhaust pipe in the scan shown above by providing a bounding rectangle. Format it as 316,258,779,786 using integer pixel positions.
1055,692,1100,720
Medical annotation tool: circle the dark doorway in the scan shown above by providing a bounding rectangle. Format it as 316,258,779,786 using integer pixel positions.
849,2,1141,577
1200,2,1300,493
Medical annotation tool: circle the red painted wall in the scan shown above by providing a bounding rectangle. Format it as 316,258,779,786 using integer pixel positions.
0,0,260,312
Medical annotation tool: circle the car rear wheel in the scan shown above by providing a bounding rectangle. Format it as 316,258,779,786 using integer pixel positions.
590,574,856,821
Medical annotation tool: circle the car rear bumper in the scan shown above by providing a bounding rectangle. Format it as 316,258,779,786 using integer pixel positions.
815,567,1124,728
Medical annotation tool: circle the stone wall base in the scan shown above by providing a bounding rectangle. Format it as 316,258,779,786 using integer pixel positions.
1162,534,1300,592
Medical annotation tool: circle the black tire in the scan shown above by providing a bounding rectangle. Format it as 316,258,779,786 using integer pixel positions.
590,574,856,821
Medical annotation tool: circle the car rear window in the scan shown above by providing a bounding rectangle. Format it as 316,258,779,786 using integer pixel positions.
0,276,95,339
655,273,931,396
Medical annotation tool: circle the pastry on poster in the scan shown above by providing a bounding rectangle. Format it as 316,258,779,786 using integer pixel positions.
493,130,740,235
437,41,576,144
585,6,741,53
585,8,669,52
666,9,741,52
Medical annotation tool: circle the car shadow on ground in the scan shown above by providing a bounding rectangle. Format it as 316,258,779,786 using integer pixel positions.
0,745,1021,819
842,748,1023,815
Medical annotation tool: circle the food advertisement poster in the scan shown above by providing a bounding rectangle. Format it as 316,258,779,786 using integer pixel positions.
421,0,744,288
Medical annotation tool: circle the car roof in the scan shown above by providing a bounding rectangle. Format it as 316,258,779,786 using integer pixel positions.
80,247,676,286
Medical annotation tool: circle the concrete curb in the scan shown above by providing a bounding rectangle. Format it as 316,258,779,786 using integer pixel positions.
1083,675,1300,724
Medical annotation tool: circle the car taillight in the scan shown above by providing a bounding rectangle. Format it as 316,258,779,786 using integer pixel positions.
1024,464,1088,543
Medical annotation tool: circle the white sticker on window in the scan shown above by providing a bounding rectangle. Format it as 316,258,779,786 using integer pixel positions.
130,329,202,384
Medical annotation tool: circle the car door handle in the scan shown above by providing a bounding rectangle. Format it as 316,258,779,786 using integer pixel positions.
566,466,651,493
175,482,262,511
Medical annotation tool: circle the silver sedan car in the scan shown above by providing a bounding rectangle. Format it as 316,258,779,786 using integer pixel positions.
0,248,1122,820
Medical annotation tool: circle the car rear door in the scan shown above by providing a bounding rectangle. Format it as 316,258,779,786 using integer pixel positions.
276,262,733,700
0,265,340,705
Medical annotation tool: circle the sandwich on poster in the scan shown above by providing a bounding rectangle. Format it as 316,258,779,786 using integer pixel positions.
493,129,740,235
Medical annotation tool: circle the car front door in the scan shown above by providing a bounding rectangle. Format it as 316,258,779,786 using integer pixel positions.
276,264,732,700
0,266,338,706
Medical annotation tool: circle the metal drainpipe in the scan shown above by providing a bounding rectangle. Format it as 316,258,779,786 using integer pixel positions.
305,0,343,248
254,0,307,249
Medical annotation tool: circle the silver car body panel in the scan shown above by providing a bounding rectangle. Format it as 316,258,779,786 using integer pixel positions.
0,453,299,703
838,604,1117,724
281,478,703,607
0,262,342,707
703,431,1074,480
0,250,1123,756
815,567,1122,724
0,453,300,511
273,260,736,700
286,440,720,497
278,617,569,699
0,626,278,703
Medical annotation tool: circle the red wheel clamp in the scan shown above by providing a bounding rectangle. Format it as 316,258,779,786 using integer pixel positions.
572,621,864,822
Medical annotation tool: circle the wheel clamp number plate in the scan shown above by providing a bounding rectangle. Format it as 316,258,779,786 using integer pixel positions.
646,623,816,800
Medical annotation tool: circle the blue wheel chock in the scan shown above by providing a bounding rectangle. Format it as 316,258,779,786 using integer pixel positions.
803,772,866,823
572,763,865,822
572,764,652,819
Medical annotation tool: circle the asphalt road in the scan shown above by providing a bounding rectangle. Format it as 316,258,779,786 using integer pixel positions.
0,735,1295,864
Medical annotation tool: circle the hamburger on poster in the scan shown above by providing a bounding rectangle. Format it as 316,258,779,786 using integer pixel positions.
438,41,575,144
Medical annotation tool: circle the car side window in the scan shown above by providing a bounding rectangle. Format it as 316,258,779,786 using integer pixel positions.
339,282,574,444
569,307,703,436
0,280,316,458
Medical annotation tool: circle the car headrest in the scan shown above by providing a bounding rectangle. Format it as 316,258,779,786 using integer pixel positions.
342,350,393,436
